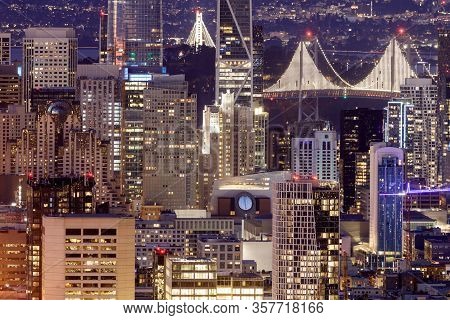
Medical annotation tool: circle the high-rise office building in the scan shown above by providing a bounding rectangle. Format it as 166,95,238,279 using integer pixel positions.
254,106,268,171
77,64,122,173
99,9,109,64
0,105,35,174
142,75,198,209
268,126,291,171
292,129,338,181
438,29,450,101
200,92,255,206
107,0,163,67
340,108,383,212
272,176,339,300
106,0,125,65
121,68,155,203
386,79,438,187
0,65,20,106
41,214,135,300
354,152,370,216
252,25,263,106
216,0,253,107
369,143,404,269
438,29,450,184
27,176,96,300
22,28,77,111
0,33,11,65
218,92,255,177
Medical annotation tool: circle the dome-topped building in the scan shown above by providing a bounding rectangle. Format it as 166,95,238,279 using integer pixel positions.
46,101,73,124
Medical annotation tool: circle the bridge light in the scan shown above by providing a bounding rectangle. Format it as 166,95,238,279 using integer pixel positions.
305,30,313,38
397,27,406,36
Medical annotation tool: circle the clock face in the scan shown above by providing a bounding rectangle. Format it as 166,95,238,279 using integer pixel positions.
238,195,253,211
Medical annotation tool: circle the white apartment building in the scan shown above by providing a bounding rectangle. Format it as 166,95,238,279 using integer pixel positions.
291,130,338,181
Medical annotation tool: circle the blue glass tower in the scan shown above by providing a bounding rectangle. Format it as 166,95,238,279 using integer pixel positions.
370,143,404,269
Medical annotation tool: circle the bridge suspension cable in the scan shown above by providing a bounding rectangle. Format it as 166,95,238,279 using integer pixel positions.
315,39,354,88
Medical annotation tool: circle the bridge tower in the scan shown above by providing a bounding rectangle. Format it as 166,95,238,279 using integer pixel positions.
297,36,324,137
187,8,215,50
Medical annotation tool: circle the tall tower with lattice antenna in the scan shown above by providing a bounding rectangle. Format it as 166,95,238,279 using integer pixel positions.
187,9,215,50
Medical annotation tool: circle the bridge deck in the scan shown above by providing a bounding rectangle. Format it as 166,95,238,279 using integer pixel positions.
263,89,402,99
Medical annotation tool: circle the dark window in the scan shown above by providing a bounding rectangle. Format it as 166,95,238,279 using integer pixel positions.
83,229,99,236
66,229,81,236
101,229,117,236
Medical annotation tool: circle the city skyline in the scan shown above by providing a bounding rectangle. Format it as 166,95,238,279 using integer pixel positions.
1,0,450,302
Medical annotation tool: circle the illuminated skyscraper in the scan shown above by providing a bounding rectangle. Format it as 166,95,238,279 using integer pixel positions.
252,25,263,106
121,68,153,203
216,0,253,107
0,33,11,65
369,143,404,269
77,64,122,174
0,65,20,106
107,0,163,67
199,93,255,208
22,28,77,111
254,106,268,171
340,108,383,212
272,176,339,300
99,9,109,64
386,79,438,187
106,0,125,65
438,29,450,184
202,92,254,178
142,75,198,209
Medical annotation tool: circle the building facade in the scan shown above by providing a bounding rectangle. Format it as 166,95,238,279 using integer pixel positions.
369,143,404,269
340,108,383,212
438,29,450,184
0,226,27,299
0,65,20,106
142,75,198,209
272,177,339,300
216,0,253,107
99,9,109,64
387,78,438,187
292,129,338,181
0,33,11,65
41,214,135,300
27,176,96,299
0,105,35,174
107,0,162,67
22,28,77,111
77,64,122,173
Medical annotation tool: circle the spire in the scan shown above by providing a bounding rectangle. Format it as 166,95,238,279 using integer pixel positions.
186,8,215,50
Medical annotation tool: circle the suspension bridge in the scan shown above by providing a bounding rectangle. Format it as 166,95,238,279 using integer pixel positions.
264,38,421,99
263,36,432,121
